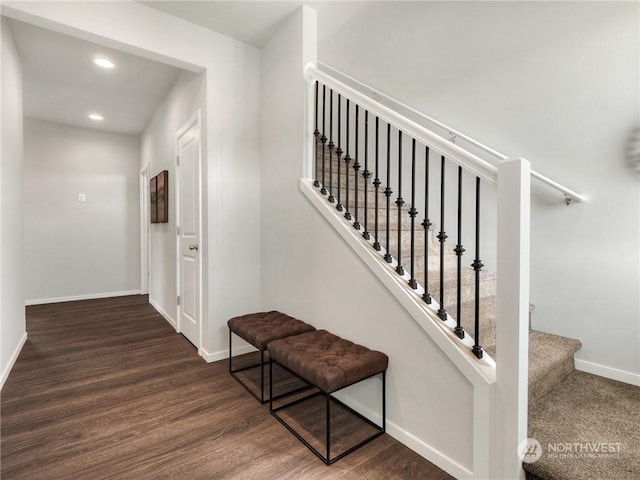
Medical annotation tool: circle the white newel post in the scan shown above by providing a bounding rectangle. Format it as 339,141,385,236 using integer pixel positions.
495,158,531,480
303,76,315,181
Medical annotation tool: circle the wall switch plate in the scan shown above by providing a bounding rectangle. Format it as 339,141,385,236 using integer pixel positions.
78,193,86,202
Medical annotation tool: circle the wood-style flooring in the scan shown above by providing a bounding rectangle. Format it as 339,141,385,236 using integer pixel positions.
1,295,455,480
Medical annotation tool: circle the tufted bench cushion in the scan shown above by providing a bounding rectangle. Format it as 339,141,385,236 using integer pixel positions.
268,330,389,393
228,311,316,351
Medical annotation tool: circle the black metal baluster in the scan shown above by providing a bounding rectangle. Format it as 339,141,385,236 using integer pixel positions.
362,110,371,240
454,166,465,339
313,80,320,187
472,177,484,358
344,100,352,221
395,131,405,275
437,156,448,320
373,117,381,251
353,105,361,230
384,124,393,263
328,89,335,203
336,94,343,212
320,85,327,195
422,146,432,304
408,139,418,289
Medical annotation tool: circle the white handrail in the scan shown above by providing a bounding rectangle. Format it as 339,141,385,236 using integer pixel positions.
316,61,588,204
305,63,498,185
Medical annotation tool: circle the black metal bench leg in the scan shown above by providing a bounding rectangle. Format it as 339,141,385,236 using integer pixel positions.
326,392,331,465
270,360,386,465
228,329,233,373
382,370,386,432
260,350,265,403
228,329,269,404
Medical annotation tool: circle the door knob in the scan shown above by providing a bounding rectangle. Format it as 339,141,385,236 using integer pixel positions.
189,244,199,251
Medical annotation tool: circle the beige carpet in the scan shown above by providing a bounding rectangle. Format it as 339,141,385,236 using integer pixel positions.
525,371,640,480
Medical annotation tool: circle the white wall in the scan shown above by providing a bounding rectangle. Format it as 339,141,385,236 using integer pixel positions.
23,118,140,303
141,69,205,324
315,1,640,380
0,17,26,388
1,1,262,361
261,7,475,478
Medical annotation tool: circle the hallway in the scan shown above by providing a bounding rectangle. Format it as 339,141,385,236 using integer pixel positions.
1,296,452,479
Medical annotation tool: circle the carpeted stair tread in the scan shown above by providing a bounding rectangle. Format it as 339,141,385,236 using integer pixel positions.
524,371,640,480
447,295,497,354
528,331,581,403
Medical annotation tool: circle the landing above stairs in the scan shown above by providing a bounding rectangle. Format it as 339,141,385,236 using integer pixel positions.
524,371,640,480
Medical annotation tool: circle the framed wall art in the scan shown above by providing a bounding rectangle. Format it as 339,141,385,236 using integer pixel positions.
150,170,168,223
150,175,158,223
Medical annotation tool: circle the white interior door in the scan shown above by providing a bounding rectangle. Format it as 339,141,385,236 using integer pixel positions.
176,112,201,349
139,166,150,295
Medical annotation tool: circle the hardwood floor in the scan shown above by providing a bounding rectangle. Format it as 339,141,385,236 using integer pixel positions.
1,295,454,479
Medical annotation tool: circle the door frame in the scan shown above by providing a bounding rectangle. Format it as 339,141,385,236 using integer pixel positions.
175,110,203,352
139,165,150,295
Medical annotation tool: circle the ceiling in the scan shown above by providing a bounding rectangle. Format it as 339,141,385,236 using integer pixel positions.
6,2,315,135
140,1,305,48
8,18,183,136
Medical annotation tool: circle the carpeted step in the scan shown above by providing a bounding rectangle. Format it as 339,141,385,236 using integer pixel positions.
524,371,640,480
444,302,581,405
315,167,364,188
337,187,384,207
385,227,439,256
483,330,582,402
447,295,497,354
527,331,582,404
349,205,417,231
424,267,495,308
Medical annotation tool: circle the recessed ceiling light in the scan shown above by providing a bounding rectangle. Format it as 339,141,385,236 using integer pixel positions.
88,114,104,121
94,57,115,69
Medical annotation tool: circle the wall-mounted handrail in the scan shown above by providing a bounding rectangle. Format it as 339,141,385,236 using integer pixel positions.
316,61,588,204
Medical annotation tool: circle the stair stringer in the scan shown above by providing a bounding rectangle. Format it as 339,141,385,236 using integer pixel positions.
300,177,496,479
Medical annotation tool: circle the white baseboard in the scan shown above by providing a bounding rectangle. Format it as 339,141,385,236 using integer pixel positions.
330,392,474,479
26,290,142,306
386,419,474,479
149,298,177,329
575,359,640,387
1,332,27,390
200,344,257,363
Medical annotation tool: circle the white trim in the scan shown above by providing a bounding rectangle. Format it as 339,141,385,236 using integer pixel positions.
335,396,476,479
150,297,177,329
175,110,203,351
329,391,475,479
575,359,640,387
386,419,474,479
300,178,496,387
26,290,141,306
473,382,494,479
494,158,531,480
139,165,150,295
0,332,27,390
199,344,256,363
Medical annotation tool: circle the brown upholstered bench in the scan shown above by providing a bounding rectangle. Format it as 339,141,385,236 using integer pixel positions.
228,311,315,403
268,329,389,464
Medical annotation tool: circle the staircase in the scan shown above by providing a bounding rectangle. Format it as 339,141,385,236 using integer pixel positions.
313,139,640,480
